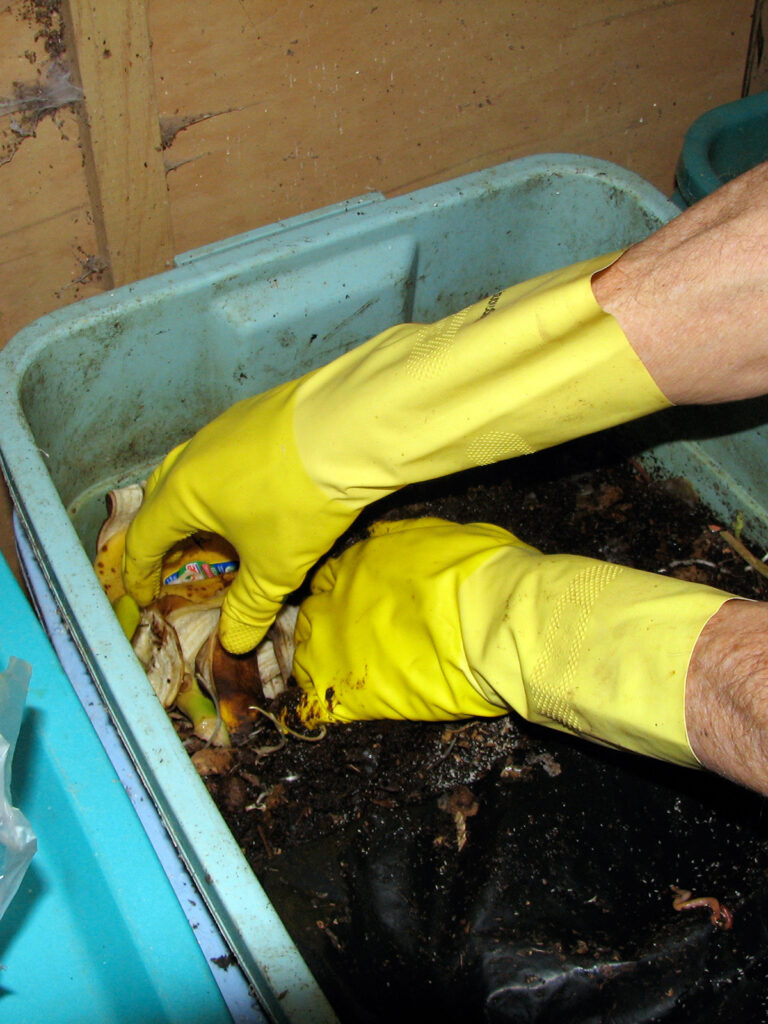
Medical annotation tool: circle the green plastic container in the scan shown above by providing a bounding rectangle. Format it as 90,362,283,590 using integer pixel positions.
3,152,765,1020
675,90,768,204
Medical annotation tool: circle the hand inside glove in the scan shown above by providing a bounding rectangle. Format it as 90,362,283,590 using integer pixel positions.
291,518,733,767
123,254,669,654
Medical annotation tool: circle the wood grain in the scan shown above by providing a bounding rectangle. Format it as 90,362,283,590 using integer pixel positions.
62,0,174,286
744,0,768,93
148,0,753,253
0,0,755,574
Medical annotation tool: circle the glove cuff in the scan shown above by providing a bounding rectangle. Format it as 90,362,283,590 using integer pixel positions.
459,548,733,766
294,252,670,504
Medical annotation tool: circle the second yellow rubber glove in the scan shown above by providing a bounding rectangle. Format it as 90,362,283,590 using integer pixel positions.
293,519,734,767
124,253,671,654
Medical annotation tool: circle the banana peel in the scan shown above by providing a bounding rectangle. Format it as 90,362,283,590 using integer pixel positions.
111,589,228,742
113,593,141,641
196,631,265,735
93,483,278,747
131,607,185,708
94,484,144,603
94,483,237,604
176,673,229,748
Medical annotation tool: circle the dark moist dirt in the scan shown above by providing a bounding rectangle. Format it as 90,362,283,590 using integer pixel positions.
178,433,768,1024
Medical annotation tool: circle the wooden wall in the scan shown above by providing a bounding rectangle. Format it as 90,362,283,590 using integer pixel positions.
745,0,768,92
0,0,755,572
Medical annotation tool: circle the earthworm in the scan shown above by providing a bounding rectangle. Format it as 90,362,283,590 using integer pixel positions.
670,886,733,930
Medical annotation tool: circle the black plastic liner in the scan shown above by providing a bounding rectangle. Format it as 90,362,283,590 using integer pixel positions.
215,438,768,1023
260,721,768,1023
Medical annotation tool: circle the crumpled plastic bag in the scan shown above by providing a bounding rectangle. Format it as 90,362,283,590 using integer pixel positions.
261,720,768,1023
0,658,37,919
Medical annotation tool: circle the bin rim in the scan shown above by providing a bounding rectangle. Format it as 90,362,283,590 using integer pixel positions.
0,151,680,1024
675,90,768,205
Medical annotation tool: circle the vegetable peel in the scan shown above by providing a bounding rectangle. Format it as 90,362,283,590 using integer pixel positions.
93,483,300,748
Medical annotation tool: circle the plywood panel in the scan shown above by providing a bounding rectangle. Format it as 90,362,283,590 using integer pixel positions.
744,0,768,93
148,0,752,254
1,3,103,341
62,0,175,286
0,114,102,330
1,3,102,577
0,0,755,576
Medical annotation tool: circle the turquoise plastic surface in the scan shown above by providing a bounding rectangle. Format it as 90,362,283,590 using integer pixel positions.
5,152,751,1020
675,90,768,204
0,553,232,1024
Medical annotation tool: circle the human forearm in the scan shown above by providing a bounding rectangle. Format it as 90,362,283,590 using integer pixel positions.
125,253,667,652
686,599,768,795
593,161,768,405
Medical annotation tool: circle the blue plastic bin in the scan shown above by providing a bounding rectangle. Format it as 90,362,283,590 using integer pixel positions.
4,152,759,1020
0,552,234,1023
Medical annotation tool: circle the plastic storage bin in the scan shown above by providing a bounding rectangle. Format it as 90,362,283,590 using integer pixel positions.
2,152,763,1021
0,551,234,1023
675,90,768,205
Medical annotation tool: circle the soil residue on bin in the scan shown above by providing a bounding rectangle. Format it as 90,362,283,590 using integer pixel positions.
178,432,768,1024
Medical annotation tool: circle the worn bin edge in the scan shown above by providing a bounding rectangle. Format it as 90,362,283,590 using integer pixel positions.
0,154,684,1024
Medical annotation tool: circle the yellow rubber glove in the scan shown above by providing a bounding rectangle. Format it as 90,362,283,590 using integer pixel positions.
124,253,670,654
293,519,734,767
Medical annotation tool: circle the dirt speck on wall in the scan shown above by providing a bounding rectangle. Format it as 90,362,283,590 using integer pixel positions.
17,1,66,59
0,3,79,167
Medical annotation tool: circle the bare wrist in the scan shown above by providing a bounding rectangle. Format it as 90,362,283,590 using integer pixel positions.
686,599,768,795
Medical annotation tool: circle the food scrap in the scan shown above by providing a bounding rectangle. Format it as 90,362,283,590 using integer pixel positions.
93,483,295,749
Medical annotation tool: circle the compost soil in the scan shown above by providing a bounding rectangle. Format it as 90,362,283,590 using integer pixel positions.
182,432,768,1024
